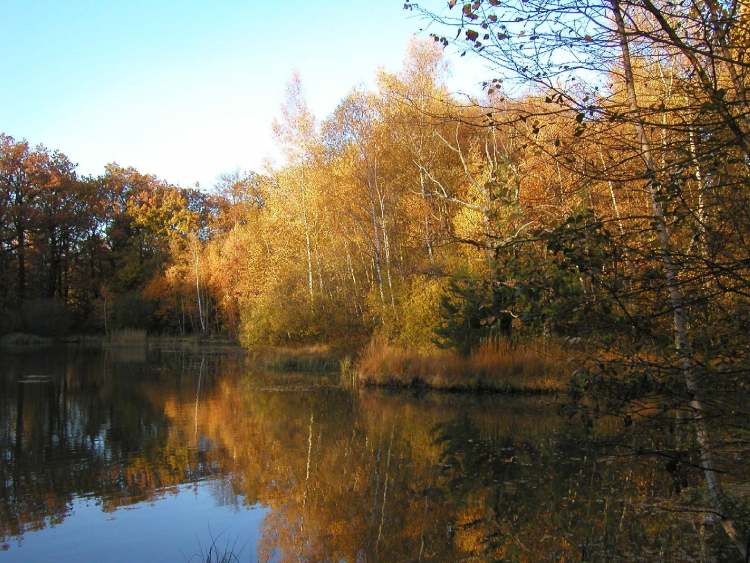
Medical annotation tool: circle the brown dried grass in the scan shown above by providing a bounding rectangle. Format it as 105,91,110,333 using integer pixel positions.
357,335,570,393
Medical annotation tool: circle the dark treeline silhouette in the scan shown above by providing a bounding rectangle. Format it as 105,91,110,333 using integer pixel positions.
0,134,238,336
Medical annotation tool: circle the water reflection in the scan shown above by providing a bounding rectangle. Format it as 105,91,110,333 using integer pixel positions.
0,348,737,561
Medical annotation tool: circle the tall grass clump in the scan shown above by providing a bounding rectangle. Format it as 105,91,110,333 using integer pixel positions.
339,355,358,388
188,532,242,563
357,335,570,393
249,343,342,372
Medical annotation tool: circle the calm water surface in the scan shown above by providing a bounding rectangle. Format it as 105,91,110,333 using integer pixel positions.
0,348,736,561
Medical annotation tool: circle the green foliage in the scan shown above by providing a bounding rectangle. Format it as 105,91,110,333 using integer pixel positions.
544,209,611,276
539,208,632,337
432,209,631,353
499,249,586,336
434,274,513,355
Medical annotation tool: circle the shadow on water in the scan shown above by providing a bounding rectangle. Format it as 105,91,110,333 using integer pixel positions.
0,347,743,561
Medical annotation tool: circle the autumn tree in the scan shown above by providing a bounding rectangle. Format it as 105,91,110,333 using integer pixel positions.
406,0,750,556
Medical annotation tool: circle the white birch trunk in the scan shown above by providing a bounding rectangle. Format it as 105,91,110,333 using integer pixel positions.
612,2,746,557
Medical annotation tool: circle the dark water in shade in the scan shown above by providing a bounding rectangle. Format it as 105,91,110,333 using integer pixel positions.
0,348,739,562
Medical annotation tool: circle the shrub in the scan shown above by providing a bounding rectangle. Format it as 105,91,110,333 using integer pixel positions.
391,276,446,351
239,273,368,347
434,275,514,355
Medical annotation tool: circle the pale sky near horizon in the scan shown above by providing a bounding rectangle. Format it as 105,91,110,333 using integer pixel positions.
1,1,488,189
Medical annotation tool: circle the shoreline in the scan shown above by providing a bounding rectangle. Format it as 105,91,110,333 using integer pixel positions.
0,332,244,353
358,379,564,395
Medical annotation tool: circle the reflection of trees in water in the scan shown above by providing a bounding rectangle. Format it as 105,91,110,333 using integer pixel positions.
0,350,224,538
430,408,742,561
0,351,741,560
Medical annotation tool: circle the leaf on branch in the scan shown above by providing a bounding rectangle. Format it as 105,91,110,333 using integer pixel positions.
466,29,479,41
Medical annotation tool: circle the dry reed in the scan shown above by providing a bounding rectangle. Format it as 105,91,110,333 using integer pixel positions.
356,335,570,393
249,343,341,372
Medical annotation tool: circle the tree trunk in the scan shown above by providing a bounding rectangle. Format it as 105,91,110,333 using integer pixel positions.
315,238,325,295
419,169,434,264
193,243,206,335
612,1,747,557
379,193,397,316
369,192,386,307
598,148,625,236
300,167,315,311
15,215,25,303
345,241,362,316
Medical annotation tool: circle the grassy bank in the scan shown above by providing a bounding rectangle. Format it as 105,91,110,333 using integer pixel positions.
356,337,571,393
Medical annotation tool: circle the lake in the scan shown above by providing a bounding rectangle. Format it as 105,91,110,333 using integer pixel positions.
0,348,738,561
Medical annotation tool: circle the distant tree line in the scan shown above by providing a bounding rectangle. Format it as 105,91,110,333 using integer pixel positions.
0,136,242,336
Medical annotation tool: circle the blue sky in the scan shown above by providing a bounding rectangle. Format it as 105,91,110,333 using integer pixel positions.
0,1,487,189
